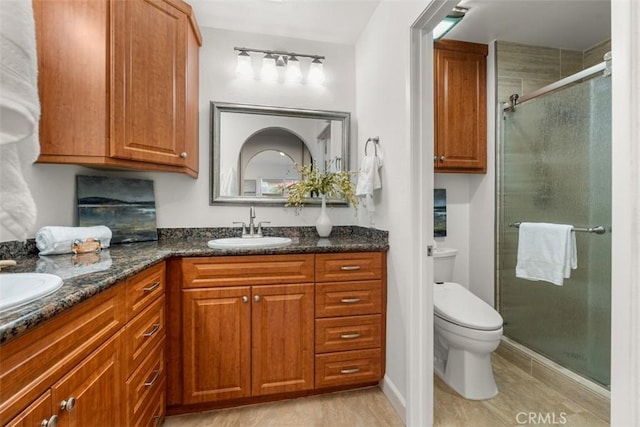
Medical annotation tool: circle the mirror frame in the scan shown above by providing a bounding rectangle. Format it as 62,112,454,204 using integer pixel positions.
210,102,351,205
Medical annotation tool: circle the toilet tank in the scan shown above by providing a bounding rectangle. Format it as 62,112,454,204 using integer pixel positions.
433,248,458,282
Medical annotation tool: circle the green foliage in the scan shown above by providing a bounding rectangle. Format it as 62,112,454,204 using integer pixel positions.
285,161,358,211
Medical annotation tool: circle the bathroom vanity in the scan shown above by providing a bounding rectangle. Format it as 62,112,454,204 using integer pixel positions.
167,252,385,413
0,227,388,424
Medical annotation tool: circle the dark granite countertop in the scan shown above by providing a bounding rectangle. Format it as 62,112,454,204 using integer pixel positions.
0,226,388,344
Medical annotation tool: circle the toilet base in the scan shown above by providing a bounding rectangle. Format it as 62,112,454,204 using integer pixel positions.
438,347,498,400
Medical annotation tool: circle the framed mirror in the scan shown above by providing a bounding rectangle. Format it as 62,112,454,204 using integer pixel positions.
210,102,351,205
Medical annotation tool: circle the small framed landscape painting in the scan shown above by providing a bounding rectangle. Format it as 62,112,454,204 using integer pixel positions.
434,188,447,237
77,175,158,244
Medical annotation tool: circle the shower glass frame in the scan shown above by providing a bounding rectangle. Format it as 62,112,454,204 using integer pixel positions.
495,61,612,387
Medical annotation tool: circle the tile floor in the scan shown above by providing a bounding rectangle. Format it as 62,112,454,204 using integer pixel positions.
163,353,609,426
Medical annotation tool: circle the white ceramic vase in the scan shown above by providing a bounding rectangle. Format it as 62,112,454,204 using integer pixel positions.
315,194,332,237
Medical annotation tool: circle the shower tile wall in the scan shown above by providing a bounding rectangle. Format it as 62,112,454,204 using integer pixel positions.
496,40,611,103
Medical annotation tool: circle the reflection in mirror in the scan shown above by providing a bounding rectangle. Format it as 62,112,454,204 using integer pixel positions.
211,102,350,205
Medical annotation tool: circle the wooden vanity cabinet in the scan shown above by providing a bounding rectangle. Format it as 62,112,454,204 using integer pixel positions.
1,261,166,427
180,255,315,405
434,39,488,173
169,252,386,412
34,0,201,177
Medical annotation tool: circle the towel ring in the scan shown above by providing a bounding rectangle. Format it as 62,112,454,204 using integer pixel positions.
365,136,379,156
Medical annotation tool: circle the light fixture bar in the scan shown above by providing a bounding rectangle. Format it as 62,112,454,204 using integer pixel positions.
234,47,324,61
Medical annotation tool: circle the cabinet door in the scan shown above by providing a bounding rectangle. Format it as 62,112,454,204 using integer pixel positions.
435,40,487,173
50,331,124,427
5,391,54,427
111,0,188,166
252,284,314,396
182,287,251,404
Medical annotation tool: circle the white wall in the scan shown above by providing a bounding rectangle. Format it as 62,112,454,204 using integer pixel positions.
0,27,358,242
355,1,432,421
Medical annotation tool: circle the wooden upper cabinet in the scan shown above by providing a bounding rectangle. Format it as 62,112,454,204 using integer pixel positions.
434,39,488,173
34,0,202,178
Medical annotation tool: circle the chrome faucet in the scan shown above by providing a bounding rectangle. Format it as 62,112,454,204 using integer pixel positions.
234,206,270,238
249,206,256,236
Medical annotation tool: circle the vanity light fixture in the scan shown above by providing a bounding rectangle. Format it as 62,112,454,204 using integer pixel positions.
307,58,325,85
234,47,325,84
261,53,278,81
285,55,302,82
235,50,253,78
433,6,468,40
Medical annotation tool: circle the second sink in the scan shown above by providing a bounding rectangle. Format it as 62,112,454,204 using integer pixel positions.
0,273,64,312
207,236,292,249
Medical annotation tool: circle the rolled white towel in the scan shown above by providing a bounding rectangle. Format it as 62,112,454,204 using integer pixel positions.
36,226,112,255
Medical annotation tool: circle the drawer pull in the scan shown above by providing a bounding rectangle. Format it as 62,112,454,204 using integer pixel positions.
143,281,161,292
340,265,361,271
340,333,361,339
340,368,360,375
144,369,161,387
143,323,161,337
41,415,58,427
60,397,76,412
340,298,361,304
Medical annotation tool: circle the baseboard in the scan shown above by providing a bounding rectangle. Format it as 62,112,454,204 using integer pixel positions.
380,375,407,425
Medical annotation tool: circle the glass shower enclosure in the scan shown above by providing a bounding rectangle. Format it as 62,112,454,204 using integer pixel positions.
497,70,611,387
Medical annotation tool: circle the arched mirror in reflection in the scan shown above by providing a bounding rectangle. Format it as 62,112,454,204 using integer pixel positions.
238,128,312,197
210,102,350,205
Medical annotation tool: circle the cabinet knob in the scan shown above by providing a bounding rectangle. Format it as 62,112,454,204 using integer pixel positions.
41,415,58,427
242,295,249,303
180,152,188,159
254,295,261,302
60,397,76,412
440,156,446,162
433,156,437,161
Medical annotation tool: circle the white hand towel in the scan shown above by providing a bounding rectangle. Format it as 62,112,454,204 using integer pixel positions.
356,154,382,196
0,0,41,241
515,222,577,286
36,226,113,255
356,149,383,225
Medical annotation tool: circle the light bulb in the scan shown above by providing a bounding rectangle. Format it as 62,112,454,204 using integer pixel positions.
285,56,302,82
308,58,325,84
235,50,253,78
261,53,278,81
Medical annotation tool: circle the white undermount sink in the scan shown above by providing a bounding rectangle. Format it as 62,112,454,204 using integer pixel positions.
207,236,292,249
0,273,63,312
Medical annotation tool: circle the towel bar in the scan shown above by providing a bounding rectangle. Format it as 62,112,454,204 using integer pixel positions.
509,222,606,235
365,136,379,156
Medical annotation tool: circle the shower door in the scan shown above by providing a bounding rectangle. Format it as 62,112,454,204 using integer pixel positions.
498,74,611,386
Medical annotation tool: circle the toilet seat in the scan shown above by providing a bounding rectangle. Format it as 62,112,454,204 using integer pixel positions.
434,282,503,331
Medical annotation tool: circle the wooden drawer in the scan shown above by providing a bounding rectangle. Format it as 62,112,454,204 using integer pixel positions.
127,340,165,423
315,252,382,282
182,255,314,288
125,295,165,377
131,376,165,427
0,284,125,424
315,349,382,388
316,315,382,353
316,281,382,318
126,262,165,320
5,391,52,427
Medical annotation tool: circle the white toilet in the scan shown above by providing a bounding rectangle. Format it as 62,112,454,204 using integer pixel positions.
433,248,503,400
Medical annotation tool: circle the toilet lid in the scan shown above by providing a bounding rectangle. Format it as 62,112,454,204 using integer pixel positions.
433,282,503,331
